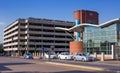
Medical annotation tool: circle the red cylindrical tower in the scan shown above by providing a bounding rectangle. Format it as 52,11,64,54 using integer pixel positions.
70,10,99,54
74,10,99,24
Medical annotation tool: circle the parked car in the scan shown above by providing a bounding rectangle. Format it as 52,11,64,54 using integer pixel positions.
0,53,4,56
73,53,95,62
23,52,33,59
44,52,58,59
58,52,73,60
4,54,10,57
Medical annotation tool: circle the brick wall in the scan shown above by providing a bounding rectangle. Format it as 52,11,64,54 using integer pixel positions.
74,10,99,24
70,41,83,54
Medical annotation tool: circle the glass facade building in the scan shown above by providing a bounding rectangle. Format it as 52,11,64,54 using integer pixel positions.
83,23,120,55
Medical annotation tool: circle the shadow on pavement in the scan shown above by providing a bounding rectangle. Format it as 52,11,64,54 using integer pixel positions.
52,70,115,73
0,62,33,71
0,66,11,71
0,70,115,73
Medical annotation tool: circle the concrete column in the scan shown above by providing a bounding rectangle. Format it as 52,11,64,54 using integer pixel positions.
18,23,21,57
26,22,29,53
38,52,39,56
111,45,114,59
37,52,38,56
94,52,97,59
33,53,35,56
101,52,105,61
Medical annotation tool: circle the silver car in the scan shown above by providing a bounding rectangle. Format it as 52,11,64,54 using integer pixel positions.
73,53,95,62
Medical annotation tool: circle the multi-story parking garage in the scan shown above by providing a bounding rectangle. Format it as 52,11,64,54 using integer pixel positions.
4,17,73,56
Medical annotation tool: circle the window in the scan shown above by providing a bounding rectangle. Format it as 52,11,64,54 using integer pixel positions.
87,20,96,24
89,13,93,16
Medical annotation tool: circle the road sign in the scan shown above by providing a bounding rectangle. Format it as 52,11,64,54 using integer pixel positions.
42,47,44,52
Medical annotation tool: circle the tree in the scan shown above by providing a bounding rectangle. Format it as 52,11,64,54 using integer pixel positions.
0,44,3,53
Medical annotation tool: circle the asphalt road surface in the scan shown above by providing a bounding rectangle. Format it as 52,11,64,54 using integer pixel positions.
0,56,114,73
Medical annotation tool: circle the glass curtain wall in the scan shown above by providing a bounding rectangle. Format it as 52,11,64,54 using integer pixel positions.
83,23,118,55
117,24,120,57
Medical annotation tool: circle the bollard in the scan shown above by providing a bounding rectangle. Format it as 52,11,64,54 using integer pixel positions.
33,53,35,56
101,52,105,61
37,52,38,56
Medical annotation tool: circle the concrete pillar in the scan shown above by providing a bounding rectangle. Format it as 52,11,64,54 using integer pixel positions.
101,52,105,61
38,52,39,56
33,53,35,56
37,52,38,56
94,52,97,59
38,52,40,56
111,45,115,59
35,52,36,56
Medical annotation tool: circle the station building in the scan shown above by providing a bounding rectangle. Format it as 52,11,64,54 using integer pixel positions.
56,18,120,59
3,17,73,56
83,18,120,59
56,10,120,59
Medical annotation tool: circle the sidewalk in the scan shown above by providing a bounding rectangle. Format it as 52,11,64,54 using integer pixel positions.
40,59,120,73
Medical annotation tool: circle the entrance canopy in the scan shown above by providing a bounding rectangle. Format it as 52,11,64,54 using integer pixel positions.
55,24,99,32
55,18,120,32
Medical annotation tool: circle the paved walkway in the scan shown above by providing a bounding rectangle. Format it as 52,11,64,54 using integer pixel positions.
40,59,120,73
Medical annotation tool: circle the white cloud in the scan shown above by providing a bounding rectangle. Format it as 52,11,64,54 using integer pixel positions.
0,22,5,25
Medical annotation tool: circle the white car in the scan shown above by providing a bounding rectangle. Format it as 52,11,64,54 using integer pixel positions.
58,52,73,60
73,53,95,62
44,52,57,59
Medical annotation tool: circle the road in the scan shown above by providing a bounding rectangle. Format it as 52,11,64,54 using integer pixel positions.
0,56,113,73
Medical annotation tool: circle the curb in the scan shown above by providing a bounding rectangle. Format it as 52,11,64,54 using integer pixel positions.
45,62,105,71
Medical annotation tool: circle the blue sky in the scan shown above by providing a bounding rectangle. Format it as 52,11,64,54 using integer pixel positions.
0,0,120,42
